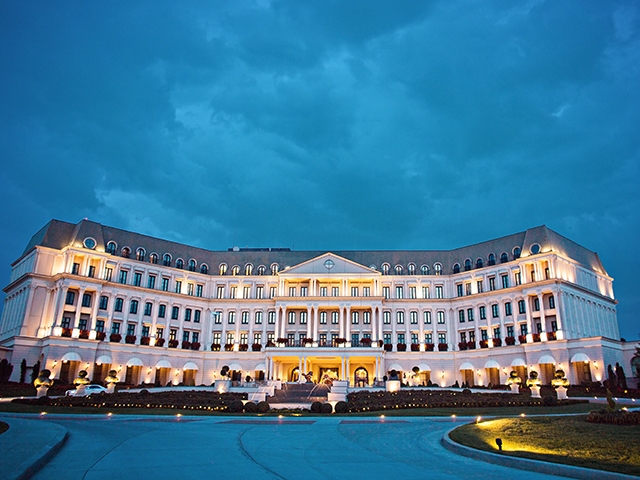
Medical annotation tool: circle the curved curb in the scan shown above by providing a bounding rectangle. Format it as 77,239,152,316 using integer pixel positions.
441,425,636,480
10,425,68,480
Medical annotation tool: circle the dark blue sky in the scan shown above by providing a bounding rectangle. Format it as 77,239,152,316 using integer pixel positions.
1,1,638,339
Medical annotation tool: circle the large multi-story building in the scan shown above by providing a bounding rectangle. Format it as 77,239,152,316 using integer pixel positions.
0,219,633,388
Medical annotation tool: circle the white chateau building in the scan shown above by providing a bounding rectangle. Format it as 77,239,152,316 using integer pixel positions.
0,219,634,388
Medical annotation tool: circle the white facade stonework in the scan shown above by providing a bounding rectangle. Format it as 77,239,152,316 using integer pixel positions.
0,219,633,388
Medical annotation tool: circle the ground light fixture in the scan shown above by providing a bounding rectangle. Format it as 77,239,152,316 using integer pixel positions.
495,438,503,451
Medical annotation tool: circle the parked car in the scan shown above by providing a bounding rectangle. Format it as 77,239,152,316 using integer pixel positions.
65,384,108,396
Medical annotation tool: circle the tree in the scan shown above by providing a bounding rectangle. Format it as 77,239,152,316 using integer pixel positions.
0,359,13,383
31,360,41,384
19,359,27,383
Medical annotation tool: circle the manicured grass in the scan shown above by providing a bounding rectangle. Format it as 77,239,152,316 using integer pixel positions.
0,421,8,435
449,415,640,476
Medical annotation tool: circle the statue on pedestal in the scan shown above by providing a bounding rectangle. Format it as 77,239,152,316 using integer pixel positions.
105,370,119,394
34,369,53,398
526,370,542,398
506,370,522,393
551,369,570,400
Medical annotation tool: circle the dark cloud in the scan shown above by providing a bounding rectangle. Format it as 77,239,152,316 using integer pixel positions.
0,0,638,338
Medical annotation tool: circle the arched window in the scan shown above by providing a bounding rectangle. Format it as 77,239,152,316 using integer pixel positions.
121,247,131,259
106,241,117,255
200,264,208,274
270,263,279,275
408,263,416,275
163,254,172,267
382,263,390,275
176,258,184,269
257,265,266,275
188,259,196,272
513,247,521,259
453,263,460,274
149,253,158,264
421,265,430,275
219,263,228,275
136,248,145,262
464,259,472,271
476,258,484,269
245,264,253,276
488,253,496,266
500,252,509,263
434,263,442,275
395,265,404,275
369,264,377,271
231,265,240,276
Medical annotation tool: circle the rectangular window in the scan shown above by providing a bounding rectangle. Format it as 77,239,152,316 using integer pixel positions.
228,312,236,324
147,275,156,289
460,332,467,343
518,300,526,314
481,329,488,341
332,286,339,296
99,295,108,310
363,286,370,297
507,325,514,338
213,311,222,324
479,305,486,320
133,272,142,287
192,332,199,343
351,311,358,324
142,325,150,337
320,311,327,324
183,331,190,342
505,302,512,316
493,327,501,339
438,333,446,344
267,332,275,343
332,312,339,324
104,267,113,282
171,306,179,320
240,333,248,345
217,285,225,299
119,270,128,284
551,320,557,332
81,293,92,308
161,278,169,291
515,271,521,286
194,310,201,323
351,333,359,345
268,311,276,324
269,286,277,298
549,295,555,309
411,333,419,345
395,286,403,299
243,286,251,299
300,286,308,297
397,333,405,345
351,286,359,297
410,311,418,324
79,318,87,330
65,291,75,305
114,298,123,312
458,310,465,323
425,333,432,344
491,304,499,318
158,304,166,318
288,311,295,324
435,285,443,299
144,302,152,316
319,333,327,346
61,317,70,329
72,262,80,275
383,286,390,299
520,324,528,336
422,286,430,299
213,332,221,344
423,311,431,324
457,284,463,297
230,286,237,299
501,274,509,289
467,308,474,322
409,286,416,299
188,283,194,296
127,324,136,336
185,308,192,322
320,286,327,297
255,311,262,324
175,281,182,294
363,311,371,324
465,283,471,295
289,286,296,297
88,265,96,278
476,280,483,293
533,297,540,311
489,277,496,291
196,284,203,297
254,332,262,344
170,329,177,341
256,286,264,299
96,320,105,333
396,311,404,324
383,311,391,324
111,322,120,334
241,311,249,324
437,311,445,324
383,333,392,345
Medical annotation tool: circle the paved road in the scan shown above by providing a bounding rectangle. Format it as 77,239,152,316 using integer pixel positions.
27,415,568,480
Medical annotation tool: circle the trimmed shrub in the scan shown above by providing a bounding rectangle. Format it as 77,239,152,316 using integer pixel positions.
586,410,640,425
461,388,472,396
244,401,257,413
256,401,270,413
542,396,558,406
228,400,245,413
334,401,349,414
310,401,323,413
321,403,333,414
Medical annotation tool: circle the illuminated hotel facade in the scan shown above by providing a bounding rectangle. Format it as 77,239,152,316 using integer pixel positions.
0,219,633,389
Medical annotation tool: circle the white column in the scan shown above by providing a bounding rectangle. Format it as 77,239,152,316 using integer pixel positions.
306,306,312,338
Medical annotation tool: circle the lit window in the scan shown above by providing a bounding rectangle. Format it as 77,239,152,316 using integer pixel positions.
288,311,295,324
245,264,253,275
408,263,416,275
409,286,416,299
351,311,359,324
136,248,145,261
320,312,327,324
435,285,443,299
437,311,445,324
243,286,251,299
410,311,418,324
396,311,404,324
121,247,131,258
422,286,430,298
268,311,275,324
382,263,390,275
255,311,262,324
149,253,158,264
434,263,442,275
383,311,390,324
230,286,237,299
363,287,370,297
421,265,429,275
271,263,279,275
395,286,403,299
241,311,249,324
424,311,431,324
300,311,307,324
228,312,236,324
363,311,371,324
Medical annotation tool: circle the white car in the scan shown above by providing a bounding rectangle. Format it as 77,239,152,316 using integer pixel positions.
65,384,108,396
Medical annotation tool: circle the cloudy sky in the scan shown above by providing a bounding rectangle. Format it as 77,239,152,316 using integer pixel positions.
1,1,638,339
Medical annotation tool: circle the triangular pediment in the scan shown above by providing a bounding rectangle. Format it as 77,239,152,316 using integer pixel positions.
282,253,378,275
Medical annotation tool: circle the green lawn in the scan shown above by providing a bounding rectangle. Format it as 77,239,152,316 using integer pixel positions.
449,415,640,476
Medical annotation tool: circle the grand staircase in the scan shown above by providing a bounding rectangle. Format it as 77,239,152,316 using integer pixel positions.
271,382,330,404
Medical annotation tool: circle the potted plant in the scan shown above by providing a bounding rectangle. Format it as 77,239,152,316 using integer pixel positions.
458,341,468,351
505,336,516,346
438,343,448,351
334,338,346,346
110,333,122,343
79,330,89,339
493,337,502,347
378,340,384,348
411,343,420,352
190,342,201,350
360,338,372,347
397,343,407,351
276,338,288,347
210,342,221,351
168,339,179,348
140,336,150,345
479,339,488,348
61,328,72,338
125,335,136,344
303,338,314,347
252,343,262,352
266,340,276,348
238,343,249,351
518,334,527,344
466,340,476,350
155,337,165,347
547,331,557,341
532,333,541,342
224,343,234,351
96,331,106,341
425,343,435,351
383,343,393,352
